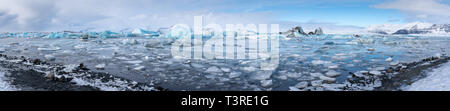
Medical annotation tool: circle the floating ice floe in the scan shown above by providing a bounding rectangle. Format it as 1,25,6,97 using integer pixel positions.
205,66,222,74
242,67,258,73
95,64,106,69
38,47,61,51
328,65,339,69
220,67,231,73
190,63,205,69
62,64,78,73
374,67,385,71
289,87,302,91
229,71,242,78
390,61,400,66
385,57,393,62
311,80,323,87
309,73,323,78
319,76,336,82
325,70,341,77
122,39,139,45
125,60,143,64
260,80,273,87
134,66,145,71
369,70,382,76
44,55,56,60
294,82,309,89
286,72,302,78
251,71,272,80
311,60,332,65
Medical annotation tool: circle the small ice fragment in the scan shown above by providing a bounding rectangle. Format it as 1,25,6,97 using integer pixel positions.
251,71,272,80
220,67,231,73
125,60,143,64
289,87,301,91
286,72,301,78
62,64,78,73
242,67,258,73
310,73,323,78
435,53,441,59
95,64,106,69
325,70,341,77
295,82,309,89
134,66,145,71
311,60,331,65
277,75,288,80
360,70,369,74
122,39,139,45
38,47,60,51
385,57,393,62
369,70,382,76
229,72,242,78
311,80,323,87
319,76,336,82
260,80,273,87
205,66,222,74
375,67,385,71
44,54,55,60
190,63,205,69
390,61,399,66
328,65,339,69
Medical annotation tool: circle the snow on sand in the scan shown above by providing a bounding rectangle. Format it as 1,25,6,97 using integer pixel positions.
406,62,450,91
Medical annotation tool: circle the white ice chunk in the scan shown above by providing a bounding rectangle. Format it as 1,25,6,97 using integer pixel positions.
125,60,143,64
328,65,339,69
260,80,273,87
311,80,323,87
390,61,400,66
220,67,232,73
325,70,341,77
369,70,382,76
205,66,223,74
294,82,309,89
242,67,258,73
251,71,272,80
385,57,393,62
289,87,302,91
95,64,106,69
310,73,323,78
311,60,331,65
229,71,242,78
44,54,55,60
134,66,145,71
319,76,336,82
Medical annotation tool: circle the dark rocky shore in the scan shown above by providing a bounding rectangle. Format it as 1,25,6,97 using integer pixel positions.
343,54,449,91
0,54,165,91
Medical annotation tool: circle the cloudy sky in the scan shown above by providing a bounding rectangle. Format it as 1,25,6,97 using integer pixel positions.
0,0,449,32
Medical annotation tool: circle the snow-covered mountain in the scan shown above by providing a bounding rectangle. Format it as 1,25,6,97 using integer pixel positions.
366,22,450,35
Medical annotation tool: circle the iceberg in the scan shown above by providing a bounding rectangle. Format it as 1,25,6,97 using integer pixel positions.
100,30,120,38
131,28,160,37
44,32,67,39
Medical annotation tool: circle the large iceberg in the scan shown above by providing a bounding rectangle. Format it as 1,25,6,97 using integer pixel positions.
131,28,160,37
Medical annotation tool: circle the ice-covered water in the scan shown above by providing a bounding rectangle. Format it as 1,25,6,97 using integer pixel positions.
0,34,449,91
